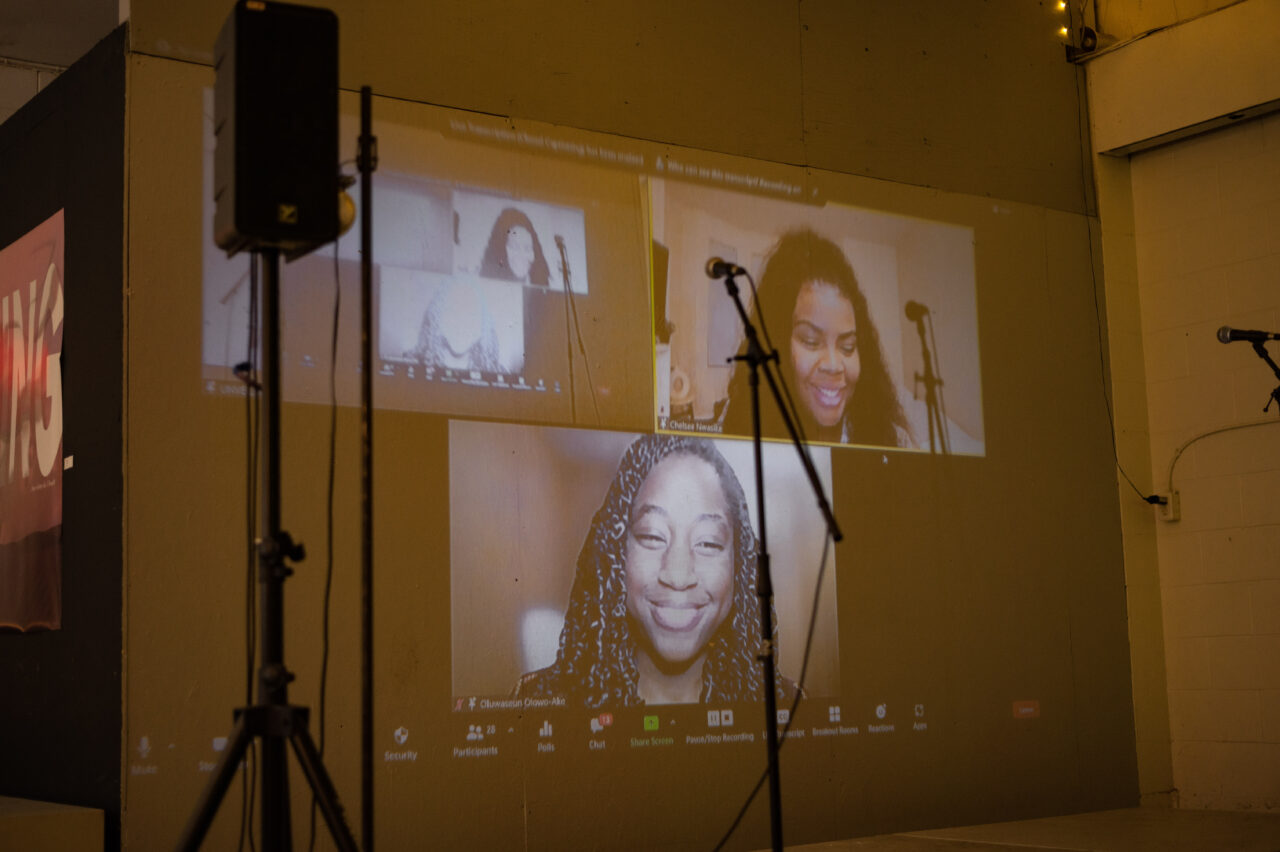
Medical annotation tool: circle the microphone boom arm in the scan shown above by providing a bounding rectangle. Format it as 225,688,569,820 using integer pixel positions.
723,274,843,542
1249,340,1280,414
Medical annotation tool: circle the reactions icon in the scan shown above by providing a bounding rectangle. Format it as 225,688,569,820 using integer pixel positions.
875,703,887,719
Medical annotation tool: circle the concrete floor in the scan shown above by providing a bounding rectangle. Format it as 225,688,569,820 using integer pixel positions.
759,808,1280,852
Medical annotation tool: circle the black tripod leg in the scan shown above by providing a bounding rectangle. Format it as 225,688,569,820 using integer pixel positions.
176,714,253,851
289,725,360,851
261,733,293,850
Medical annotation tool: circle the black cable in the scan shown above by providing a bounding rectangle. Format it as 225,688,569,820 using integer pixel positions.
239,253,261,852
710,533,833,852
1066,41,1155,506
309,240,342,851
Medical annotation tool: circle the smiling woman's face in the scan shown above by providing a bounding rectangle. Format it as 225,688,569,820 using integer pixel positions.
624,453,734,668
790,279,861,431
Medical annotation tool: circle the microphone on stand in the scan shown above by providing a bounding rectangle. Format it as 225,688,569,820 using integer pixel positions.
905,300,928,322
705,257,746,279
1217,326,1280,344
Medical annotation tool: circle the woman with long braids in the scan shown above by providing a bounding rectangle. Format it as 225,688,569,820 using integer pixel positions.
514,434,796,707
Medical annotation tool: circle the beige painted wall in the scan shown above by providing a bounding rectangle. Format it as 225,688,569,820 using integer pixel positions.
1129,115,1280,810
117,2,1144,849
1096,0,1241,41
1087,0,1280,154
1089,0,1280,814
129,0,1093,216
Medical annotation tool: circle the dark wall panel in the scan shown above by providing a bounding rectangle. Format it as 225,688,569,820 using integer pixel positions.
0,24,126,852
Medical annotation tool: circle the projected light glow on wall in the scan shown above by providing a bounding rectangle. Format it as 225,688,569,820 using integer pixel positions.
197,85,983,704
183,88,1002,848
202,92,982,448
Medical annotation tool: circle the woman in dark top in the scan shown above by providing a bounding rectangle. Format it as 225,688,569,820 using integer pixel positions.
722,228,908,447
479,207,551,287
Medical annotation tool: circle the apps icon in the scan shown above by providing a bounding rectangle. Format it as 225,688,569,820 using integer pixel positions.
643,715,659,731
914,703,925,718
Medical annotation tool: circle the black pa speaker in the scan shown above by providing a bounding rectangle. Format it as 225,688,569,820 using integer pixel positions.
214,0,338,258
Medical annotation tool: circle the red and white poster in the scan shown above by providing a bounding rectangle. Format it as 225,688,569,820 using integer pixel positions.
0,211,64,631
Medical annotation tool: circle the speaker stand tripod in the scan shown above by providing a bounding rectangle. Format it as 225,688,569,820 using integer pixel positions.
176,248,358,851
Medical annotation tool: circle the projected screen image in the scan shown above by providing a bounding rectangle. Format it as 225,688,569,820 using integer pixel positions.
449,421,840,707
370,180,597,418
451,189,589,293
380,269,527,375
202,250,368,407
200,90,654,429
651,179,985,455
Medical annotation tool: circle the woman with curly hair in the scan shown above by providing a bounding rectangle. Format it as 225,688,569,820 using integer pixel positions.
515,434,794,707
721,228,910,448
479,207,551,287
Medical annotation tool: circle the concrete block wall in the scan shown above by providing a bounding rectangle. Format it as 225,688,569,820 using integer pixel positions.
1130,112,1280,810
